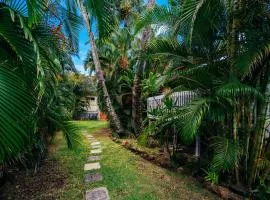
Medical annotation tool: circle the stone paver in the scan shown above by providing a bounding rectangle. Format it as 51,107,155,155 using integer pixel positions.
91,145,101,149
85,187,109,200
84,135,109,200
91,141,101,146
85,173,103,184
91,149,102,154
88,155,101,162
89,141,98,144
84,162,100,171
86,134,94,137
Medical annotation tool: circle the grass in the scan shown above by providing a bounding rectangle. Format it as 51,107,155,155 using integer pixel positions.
2,120,217,199
49,121,108,199
71,121,217,200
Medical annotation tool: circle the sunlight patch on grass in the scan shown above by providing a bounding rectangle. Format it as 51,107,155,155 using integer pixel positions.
51,121,217,200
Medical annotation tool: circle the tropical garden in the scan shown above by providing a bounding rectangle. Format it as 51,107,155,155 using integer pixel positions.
0,0,270,199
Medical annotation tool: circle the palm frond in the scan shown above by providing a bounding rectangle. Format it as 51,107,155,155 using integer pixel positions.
135,5,178,34
145,38,190,61
0,63,36,163
216,82,263,100
240,43,270,78
210,136,241,172
86,0,118,39
180,98,210,142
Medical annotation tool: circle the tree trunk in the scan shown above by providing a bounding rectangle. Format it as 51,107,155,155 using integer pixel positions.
248,99,267,187
79,1,123,133
248,62,270,187
244,104,252,184
132,0,155,136
229,0,244,185
233,107,240,185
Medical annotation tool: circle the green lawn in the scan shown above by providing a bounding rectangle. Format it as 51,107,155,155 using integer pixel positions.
49,121,109,199
53,121,218,200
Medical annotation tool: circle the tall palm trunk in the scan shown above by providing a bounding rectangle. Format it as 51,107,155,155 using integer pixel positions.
248,99,267,187
78,1,123,132
132,0,155,136
248,66,269,187
228,0,242,185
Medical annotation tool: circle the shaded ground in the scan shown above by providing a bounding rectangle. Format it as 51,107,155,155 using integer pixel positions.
0,122,100,200
1,121,218,200
0,158,67,200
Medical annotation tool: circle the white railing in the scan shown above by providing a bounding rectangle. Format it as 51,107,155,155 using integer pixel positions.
147,91,197,118
147,91,199,157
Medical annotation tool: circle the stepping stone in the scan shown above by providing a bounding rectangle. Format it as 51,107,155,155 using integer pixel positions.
88,155,101,162
85,187,109,200
84,162,100,171
91,149,102,154
92,145,101,149
91,141,100,146
88,138,97,141
85,173,103,184
89,140,98,144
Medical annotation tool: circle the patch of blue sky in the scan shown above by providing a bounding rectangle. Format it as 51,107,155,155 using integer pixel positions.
73,0,169,74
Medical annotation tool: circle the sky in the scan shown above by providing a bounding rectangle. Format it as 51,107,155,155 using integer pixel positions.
73,0,168,74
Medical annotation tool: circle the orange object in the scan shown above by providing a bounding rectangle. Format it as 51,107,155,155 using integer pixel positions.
99,112,107,120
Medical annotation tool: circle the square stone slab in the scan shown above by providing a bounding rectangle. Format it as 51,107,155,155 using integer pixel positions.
84,162,100,171
92,145,101,149
91,141,101,146
85,173,103,184
88,155,101,162
85,187,109,200
89,141,98,144
89,140,98,143
91,149,102,154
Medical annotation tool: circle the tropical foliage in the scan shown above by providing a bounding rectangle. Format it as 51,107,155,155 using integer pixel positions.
0,0,81,166
82,0,270,197
134,0,270,194
1,0,270,198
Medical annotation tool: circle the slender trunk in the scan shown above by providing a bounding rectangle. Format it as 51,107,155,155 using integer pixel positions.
79,1,123,132
248,65,269,187
228,1,246,185
233,106,240,185
132,0,155,136
132,65,144,136
229,0,242,72
244,105,252,183
248,100,267,187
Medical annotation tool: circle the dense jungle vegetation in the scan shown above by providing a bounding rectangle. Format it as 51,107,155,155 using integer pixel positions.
0,0,270,199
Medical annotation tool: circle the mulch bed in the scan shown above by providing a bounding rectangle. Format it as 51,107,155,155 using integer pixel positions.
0,158,68,200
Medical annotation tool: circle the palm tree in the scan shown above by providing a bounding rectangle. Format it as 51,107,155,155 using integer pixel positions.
84,27,138,131
0,0,81,164
132,0,155,136
77,0,124,133
138,0,270,190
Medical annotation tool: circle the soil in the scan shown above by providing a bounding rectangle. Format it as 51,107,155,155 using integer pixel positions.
112,137,171,168
0,152,68,200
